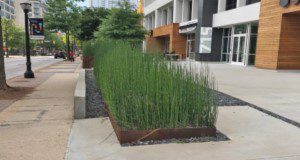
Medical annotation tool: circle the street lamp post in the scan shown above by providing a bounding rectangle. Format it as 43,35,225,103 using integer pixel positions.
21,2,34,78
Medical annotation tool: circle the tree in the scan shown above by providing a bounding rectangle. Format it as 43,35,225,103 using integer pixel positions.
2,19,13,57
95,0,147,43
0,15,7,90
44,0,81,58
44,31,64,52
2,19,25,55
78,8,109,41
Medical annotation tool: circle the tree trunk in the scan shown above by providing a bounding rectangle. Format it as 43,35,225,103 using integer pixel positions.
0,10,8,90
0,52,7,90
73,37,76,52
66,30,70,60
5,21,8,58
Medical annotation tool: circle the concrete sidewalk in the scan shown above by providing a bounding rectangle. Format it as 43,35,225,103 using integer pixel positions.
0,61,81,160
66,106,300,160
64,61,300,160
179,61,300,124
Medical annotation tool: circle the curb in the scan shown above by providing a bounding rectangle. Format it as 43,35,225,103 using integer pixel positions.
74,69,86,119
7,59,63,81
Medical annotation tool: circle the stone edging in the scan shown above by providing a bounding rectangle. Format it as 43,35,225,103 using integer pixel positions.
74,69,86,119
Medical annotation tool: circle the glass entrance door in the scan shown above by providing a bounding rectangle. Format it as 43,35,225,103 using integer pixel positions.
231,35,246,65
186,34,195,59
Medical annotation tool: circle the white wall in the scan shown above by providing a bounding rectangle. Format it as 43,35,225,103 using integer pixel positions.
218,0,226,12
174,0,182,23
144,0,199,29
213,3,260,27
144,0,173,15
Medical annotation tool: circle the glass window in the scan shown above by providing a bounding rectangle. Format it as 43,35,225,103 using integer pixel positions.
223,28,231,36
232,37,238,61
222,38,228,53
5,12,10,19
226,0,237,10
234,25,247,34
246,0,261,5
249,35,257,54
248,55,255,65
5,4,9,11
165,37,170,53
239,37,245,62
162,10,167,25
248,23,259,65
221,28,232,62
251,24,258,34
222,54,230,62
188,1,193,21
170,7,173,24
190,40,195,53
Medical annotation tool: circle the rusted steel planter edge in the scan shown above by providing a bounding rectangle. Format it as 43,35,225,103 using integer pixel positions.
104,103,217,144
82,55,94,69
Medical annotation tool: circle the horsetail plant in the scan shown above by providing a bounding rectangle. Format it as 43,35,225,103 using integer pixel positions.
90,40,218,130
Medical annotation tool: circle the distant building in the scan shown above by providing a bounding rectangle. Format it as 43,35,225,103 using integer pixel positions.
137,0,143,14
0,0,15,20
14,0,46,29
89,0,138,9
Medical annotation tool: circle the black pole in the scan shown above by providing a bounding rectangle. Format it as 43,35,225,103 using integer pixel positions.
66,30,70,60
24,9,34,78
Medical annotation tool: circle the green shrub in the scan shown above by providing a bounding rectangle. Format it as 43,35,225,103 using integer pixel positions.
82,41,94,56
93,40,217,130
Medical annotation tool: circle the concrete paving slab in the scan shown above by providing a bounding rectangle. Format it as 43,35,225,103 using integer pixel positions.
0,61,80,160
66,106,300,160
40,68,76,73
179,62,300,124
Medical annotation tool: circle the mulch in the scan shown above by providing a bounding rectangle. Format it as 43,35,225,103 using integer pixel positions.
0,86,33,112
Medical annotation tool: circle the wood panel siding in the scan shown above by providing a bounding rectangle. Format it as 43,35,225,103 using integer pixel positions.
256,0,300,69
146,23,187,58
170,24,187,59
278,13,300,69
145,36,166,53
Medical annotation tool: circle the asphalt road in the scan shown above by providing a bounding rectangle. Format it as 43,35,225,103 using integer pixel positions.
4,56,62,79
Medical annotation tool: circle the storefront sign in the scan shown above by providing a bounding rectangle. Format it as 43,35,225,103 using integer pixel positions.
199,27,212,53
29,18,44,39
280,0,300,7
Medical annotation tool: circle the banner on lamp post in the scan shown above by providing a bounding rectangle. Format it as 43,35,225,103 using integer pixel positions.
29,18,45,40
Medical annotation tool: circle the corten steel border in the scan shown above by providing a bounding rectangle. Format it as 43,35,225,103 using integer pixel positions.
104,103,217,144
82,55,94,69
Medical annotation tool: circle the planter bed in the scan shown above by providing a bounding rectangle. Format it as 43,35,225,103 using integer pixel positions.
82,55,94,69
104,103,217,144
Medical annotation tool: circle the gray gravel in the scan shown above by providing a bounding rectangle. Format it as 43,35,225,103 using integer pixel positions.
122,131,229,147
215,91,248,106
85,69,108,118
86,69,300,146
85,70,247,146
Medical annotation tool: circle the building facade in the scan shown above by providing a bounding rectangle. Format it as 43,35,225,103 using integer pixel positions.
255,0,300,69
144,0,300,69
0,0,15,20
14,0,46,28
214,0,261,66
89,0,138,8
137,0,143,13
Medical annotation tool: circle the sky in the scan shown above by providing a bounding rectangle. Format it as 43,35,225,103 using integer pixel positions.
76,0,88,7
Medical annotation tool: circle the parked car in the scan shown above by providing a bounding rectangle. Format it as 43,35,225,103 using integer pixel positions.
54,52,66,59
